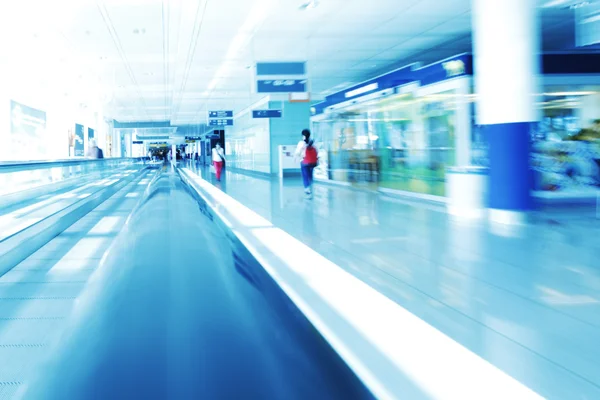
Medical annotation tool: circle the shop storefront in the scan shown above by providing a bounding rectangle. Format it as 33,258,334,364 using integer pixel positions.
312,56,471,197
312,53,600,201
531,88,600,196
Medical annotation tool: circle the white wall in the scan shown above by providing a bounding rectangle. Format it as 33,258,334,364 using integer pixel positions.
0,76,105,161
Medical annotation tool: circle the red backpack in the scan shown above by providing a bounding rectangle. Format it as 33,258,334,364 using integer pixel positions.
303,141,318,164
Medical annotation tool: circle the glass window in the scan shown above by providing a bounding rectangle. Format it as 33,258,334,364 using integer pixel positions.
225,113,270,174
313,89,459,196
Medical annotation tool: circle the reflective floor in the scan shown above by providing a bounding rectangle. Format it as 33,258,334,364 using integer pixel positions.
0,172,152,399
189,164,600,399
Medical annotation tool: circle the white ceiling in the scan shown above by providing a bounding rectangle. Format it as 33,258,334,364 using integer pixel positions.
0,0,585,125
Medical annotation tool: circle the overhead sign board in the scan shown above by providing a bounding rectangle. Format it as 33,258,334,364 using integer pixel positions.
132,140,143,144
257,79,307,93
252,109,283,119
136,136,169,141
208,111,233,119
417,54,472,86
345,83,379,99
185,136,202,141
256,62,306,76
208,119,234,127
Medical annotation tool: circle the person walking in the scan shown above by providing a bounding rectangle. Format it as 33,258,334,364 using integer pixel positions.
294,129,319,198
86,139,104,159
212,143,226,181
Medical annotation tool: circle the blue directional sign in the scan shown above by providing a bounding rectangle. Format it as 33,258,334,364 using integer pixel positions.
208,111,233,119
252,109,282,119
256,62,306,76
209,119,234,127
257,79,307,93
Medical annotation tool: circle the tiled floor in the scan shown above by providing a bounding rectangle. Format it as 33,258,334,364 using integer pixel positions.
191,165,600,399
0,173,152,399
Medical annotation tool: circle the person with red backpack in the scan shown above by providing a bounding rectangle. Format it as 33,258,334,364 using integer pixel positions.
294,129,319,198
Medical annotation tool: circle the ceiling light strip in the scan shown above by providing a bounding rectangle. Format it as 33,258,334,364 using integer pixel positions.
171,0,209,118
96,0,150,120
194,0,277,122
161,0,170,121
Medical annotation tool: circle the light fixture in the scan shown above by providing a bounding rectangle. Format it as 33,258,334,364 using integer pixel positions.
543,91,596,96
299,0,319,10
542,0,591,8
205,0,277,94
570,1,591,9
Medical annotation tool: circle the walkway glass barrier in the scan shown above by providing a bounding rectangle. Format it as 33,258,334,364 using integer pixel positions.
0,158,146,243
0,158,143,198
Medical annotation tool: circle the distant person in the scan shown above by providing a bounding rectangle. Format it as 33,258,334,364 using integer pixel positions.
294,129,319,199
212,143,226,181
87,139,104,159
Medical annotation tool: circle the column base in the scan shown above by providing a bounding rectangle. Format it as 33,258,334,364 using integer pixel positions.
488,209,528,225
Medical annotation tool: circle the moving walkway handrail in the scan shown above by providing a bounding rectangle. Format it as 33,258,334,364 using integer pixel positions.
0,157,145,173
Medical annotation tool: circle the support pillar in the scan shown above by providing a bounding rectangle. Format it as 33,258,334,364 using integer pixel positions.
472,0,540,224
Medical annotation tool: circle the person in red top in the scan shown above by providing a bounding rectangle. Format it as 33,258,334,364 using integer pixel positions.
212,143,226,181
294,129,319,198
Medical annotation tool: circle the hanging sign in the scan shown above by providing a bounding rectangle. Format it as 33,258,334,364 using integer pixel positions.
252,109,283,118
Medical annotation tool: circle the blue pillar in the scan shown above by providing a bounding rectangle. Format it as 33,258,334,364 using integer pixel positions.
472,0,540,224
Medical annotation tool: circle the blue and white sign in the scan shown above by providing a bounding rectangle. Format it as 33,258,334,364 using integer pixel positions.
209,119,234,127
257,79,307,93
74,124,85,157
256,62,306,76
208,111,233,119
10,101,46,137
252,109,283,119
416,54,472,86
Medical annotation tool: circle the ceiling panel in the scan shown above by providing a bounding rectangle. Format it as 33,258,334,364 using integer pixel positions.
0,0,575,124
394,35,458,51
428,14,472,35
251,36,311,60
373,16,448,36
338,0,421,19
404,0,470,17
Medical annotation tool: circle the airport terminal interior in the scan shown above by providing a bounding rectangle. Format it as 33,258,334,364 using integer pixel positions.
1,0,600,399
